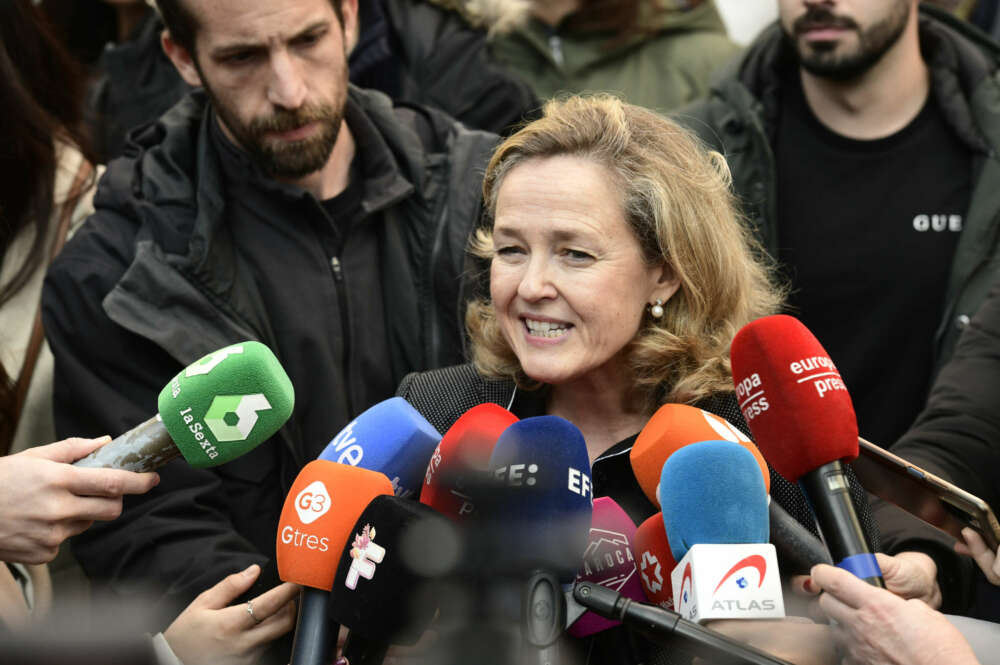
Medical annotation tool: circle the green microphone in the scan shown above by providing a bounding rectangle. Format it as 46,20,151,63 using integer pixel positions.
74,341,294,471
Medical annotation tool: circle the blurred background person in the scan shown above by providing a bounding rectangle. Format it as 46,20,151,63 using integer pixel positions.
435,0,742,112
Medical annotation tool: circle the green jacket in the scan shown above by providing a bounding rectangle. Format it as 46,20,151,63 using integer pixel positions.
679,5,1000,377
489,0,741,112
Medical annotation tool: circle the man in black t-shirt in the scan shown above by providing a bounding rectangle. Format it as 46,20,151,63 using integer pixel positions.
679,0,1000,622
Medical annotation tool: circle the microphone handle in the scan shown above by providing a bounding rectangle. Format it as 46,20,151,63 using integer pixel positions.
521,569,564,665
72,414,182,471
290,588,335,665
574,582,793,665
341,632,389,665
799,461,885,587
768,501,832,575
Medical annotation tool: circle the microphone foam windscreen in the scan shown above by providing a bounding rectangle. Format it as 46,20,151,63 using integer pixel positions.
730,314,859,482
630,403,770,504
660,440,769,561
569,497,645,637
486,416,593,581
633,513,677,609
330,495,458,645
276,460,393,590
320,397,441,499
420,403,518,520
157,341,294,467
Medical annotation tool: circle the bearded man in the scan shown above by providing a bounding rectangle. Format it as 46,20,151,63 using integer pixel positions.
679,0,1000,626
40,0,496,646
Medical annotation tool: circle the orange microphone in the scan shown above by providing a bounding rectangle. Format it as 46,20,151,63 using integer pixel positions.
277,460,393,665
630,403,770,506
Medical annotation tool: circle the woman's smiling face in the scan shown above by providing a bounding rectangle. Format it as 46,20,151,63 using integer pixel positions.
490,155,677,389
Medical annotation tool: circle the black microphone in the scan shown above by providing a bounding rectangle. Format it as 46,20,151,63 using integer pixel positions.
769,502,833,575
573,582,794,665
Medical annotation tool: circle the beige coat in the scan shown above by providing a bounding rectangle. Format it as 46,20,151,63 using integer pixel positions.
0,142,100,625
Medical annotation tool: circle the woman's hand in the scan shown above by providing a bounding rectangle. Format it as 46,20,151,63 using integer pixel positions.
0,437,159,563
811,563,979,665
164,564,298,665
789,552,941,613
955,527,1000,585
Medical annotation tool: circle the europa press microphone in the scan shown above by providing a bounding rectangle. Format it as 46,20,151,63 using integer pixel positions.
319,397,441,498
420,403,518,521
486,416,594,665
731,314,884,587
330,495,458,665
629,403,831,575
276,461,393,665
74,341,294,471
659,440,784,623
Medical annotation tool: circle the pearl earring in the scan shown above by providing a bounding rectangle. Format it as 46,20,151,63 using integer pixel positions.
650,299,664,319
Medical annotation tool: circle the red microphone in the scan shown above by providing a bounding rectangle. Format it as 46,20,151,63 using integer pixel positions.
277,461,394,665
730,314,883,587
419,403,517,520
633,513,677,610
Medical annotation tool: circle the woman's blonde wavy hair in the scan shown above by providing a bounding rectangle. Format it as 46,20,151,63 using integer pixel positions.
467,94,784,412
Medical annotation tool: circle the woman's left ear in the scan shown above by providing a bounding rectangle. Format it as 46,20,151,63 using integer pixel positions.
651,262,681,305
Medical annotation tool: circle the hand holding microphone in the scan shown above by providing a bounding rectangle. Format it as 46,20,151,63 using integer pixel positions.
810,563,980,665
0,436,159,563
73,341,294,472
162,563,298,665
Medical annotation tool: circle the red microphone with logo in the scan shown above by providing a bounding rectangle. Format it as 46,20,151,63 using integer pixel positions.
730,314,884,587
419,403,517,521
276,460,393,665
633,513,677,610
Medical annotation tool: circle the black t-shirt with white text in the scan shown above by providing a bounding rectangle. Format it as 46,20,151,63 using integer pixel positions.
776,71,971,447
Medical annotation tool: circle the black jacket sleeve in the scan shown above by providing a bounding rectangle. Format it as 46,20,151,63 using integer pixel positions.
41,211,271,626
883,277,1000,614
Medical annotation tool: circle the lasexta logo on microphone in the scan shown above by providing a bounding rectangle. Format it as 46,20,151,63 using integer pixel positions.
203,394,272,442
185,345,245,377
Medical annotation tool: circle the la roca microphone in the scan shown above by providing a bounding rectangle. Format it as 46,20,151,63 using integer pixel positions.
731,314,884,587
276,461,393,665
73,341,294,471
628,404,829,573
319,397,441,499
420,403,518,521
486,416,594,665
633,513,677,610
659,440,784,622
566,497,645,638
573,583,794,665
330,495,458,665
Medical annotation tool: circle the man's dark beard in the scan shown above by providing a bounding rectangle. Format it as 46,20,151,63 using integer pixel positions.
202,79,344,179
782,1,911,81
228,102,341,179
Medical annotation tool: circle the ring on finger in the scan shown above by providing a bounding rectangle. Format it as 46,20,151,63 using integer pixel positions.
247,599,263,624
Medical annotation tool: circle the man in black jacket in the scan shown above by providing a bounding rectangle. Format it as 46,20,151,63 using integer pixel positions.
41,0,497,638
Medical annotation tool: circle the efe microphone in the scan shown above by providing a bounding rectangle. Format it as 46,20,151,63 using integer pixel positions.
74,341,294,471
731,314,884,587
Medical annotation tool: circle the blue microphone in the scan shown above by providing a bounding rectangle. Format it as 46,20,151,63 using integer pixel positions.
660,440,782,623
485,416,594,664
659,440,769,561
319,397,441,498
